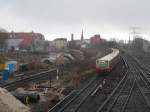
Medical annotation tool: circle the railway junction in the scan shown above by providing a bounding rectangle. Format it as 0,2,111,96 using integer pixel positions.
48,50,150,112
0,38,150,112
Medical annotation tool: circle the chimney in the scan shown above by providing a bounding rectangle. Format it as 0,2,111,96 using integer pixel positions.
71,33,74,41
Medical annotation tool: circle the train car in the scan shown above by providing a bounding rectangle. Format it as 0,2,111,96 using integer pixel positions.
96,48,120,74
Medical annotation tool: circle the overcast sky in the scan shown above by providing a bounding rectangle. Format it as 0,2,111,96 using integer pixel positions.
0,0,150,41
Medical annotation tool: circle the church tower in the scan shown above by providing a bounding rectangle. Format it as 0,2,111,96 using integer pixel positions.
81,29,84,41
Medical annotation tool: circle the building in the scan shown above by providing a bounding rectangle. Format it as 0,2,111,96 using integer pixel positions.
7,38,23,51
12,32,45,49
90,34,101,46
0,32,9,52
143,39,150,52
132,37,150,52
54,38,67,50
0,31,50,52
80,39,90,49
9,32,48,52
132,37,143,51
83,39,90,44
49,41,56,52
81,42,89,49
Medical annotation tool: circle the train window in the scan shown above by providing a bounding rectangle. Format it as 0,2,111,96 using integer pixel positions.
99,60,109,68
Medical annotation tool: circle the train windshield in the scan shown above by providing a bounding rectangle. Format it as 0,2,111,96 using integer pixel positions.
99,60,109,68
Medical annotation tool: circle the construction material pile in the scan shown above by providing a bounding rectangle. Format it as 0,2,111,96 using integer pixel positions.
0,87,30,112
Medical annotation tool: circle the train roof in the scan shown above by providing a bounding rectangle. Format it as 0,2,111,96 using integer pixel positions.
98,48,119,61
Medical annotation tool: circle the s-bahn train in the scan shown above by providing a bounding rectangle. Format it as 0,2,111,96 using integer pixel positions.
96,48,120,74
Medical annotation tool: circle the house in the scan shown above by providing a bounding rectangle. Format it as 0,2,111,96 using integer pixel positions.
90,34,102,45
7,38,23,51
49,41,56,52
10,32,48,52
14,32,45,49
54,38,67,50
68,40,81,49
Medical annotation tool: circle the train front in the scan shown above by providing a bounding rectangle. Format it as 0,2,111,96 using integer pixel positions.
96,59,111,74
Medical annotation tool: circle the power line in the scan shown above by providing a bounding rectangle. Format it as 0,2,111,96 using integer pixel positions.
129,27,141,39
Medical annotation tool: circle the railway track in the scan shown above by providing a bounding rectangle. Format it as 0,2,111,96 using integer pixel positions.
49,76,102,112
0,69,56,91
126,54,150,112
48,57,127,112
96,52,150,112
76,59,127,112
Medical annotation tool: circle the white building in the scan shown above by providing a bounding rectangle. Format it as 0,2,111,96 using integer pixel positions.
7,38,23,51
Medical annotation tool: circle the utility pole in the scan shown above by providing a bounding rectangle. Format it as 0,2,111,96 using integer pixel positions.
129,33,131,44
129,27,140,40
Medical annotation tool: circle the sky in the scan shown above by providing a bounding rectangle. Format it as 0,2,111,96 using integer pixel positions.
0,0,150,41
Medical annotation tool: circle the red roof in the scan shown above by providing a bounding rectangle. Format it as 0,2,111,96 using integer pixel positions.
15,33,34,48
14,32,45,49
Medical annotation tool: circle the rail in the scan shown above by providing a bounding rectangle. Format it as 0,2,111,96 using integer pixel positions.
48,56,128,112
1,69,56,91
96,52,150,112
